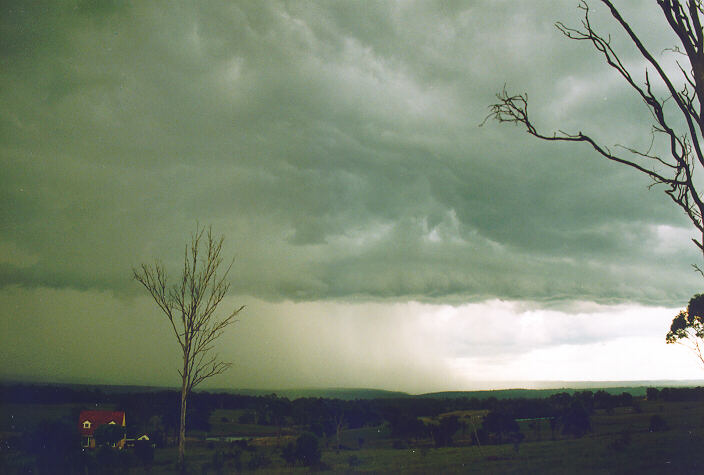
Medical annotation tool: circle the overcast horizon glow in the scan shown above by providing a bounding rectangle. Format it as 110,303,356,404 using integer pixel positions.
1,0,703,392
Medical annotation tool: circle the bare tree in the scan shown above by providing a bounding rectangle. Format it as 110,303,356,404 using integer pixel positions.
485,0,704,257
133,226,244,465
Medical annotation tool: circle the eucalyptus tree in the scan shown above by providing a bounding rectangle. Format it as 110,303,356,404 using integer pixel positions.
667,293,704,364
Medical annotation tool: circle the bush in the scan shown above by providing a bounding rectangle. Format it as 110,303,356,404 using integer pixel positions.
93,424,125,448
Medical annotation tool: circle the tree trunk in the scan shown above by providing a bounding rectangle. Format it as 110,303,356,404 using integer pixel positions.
178,368,188,466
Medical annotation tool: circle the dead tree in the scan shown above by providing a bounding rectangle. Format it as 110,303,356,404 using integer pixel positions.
133,226,244,465
485,0,704,258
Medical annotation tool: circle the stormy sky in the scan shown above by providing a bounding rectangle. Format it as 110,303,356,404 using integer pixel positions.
1,0,703,393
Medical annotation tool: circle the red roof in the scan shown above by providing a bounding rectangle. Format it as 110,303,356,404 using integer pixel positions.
78,410,125,436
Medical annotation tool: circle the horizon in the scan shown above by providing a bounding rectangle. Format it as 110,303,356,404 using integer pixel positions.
5,376,704,396
2,1,704,392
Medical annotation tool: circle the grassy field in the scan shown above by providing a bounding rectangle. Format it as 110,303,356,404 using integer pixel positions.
3,397,704,473
208,409,282,437
138,398,704,473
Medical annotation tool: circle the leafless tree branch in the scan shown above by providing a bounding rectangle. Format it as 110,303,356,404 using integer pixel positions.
485,0,704,255
133,225,244,464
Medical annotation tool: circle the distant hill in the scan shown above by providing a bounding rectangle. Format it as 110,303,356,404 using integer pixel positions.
420,388,646,399
210,387,410,400
5,378,704,400
0,380,409,400
0,379,179,394
420,380,704,399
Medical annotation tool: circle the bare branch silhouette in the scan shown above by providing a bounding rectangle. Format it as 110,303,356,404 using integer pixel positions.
134,225,244,465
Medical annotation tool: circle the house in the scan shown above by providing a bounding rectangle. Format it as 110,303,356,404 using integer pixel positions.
78,410,126,449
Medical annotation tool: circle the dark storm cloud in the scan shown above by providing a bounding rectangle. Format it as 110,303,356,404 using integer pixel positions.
1,0,699,306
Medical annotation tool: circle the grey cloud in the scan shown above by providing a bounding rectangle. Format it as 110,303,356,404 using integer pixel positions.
0,0,699,308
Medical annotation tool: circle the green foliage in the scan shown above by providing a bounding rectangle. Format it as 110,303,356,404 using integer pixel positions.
93,423,125,447
646,387,659,401
594,390,617,414
667,294,704,348
559,400,591,438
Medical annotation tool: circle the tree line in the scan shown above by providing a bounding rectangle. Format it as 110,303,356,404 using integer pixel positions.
4,382,674,442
